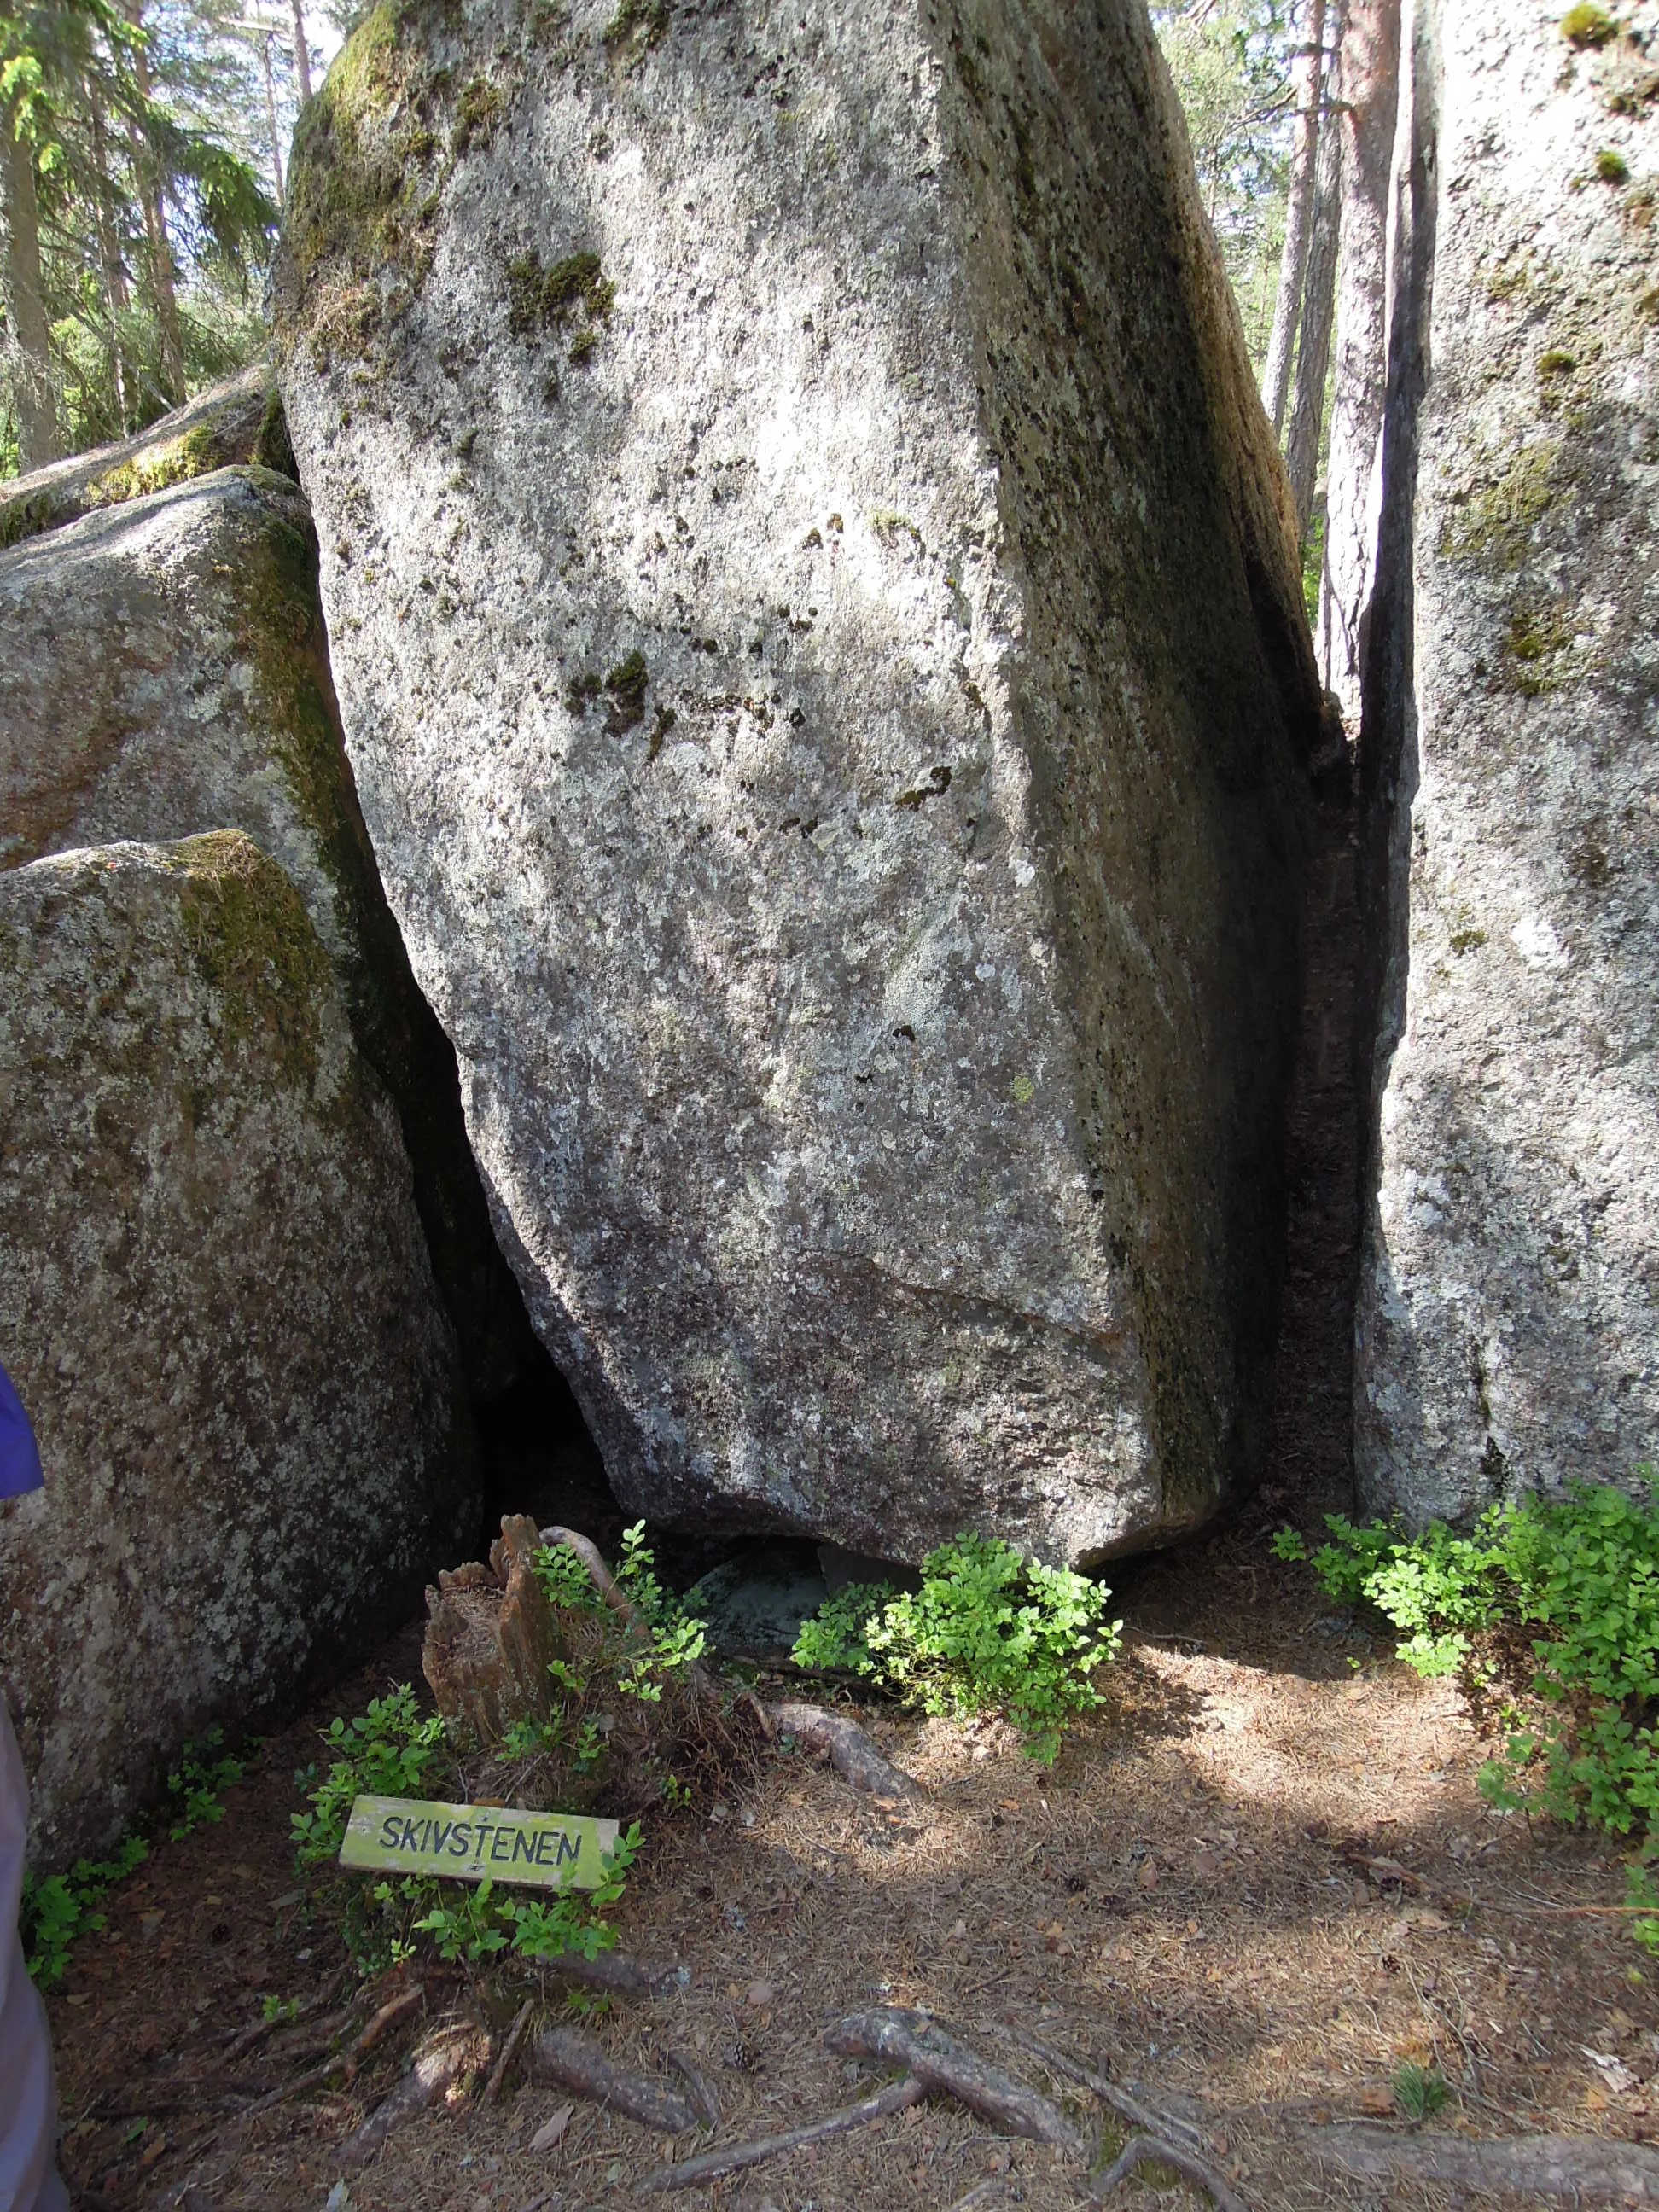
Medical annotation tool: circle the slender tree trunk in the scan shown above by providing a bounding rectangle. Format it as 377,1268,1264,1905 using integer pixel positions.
0,101,61,469
262,32,286,197
125,0,186,406
88,82,135,434
1286,3,1346,537
1318,0,1402,720
291,0,313,103
1263,0,1327,438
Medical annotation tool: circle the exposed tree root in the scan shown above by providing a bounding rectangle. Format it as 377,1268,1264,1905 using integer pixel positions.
542,1948,690,2001
1303,2121,1659,2203
527,2024,701,2133
664,2047,723,2128
825,2008,1085,2154
991,2027,1208,2155
334,2025,486,2168
637,2075,925,2192
1091,2130,1250,2210
766,1703,928,1802
238,1986,428,2122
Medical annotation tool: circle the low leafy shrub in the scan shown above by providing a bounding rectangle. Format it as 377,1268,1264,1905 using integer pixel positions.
293,1674,641,1975
792,1531,1120,1763
20,1834,149,1989
21,1724,249,1987
1277,1476,1659,1941
166,1726,248,1841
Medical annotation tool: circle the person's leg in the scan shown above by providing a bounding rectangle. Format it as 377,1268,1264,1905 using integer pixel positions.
0,1696,65,2212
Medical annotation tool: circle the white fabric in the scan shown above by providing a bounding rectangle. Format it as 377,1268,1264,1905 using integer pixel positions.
0,1698,65,2212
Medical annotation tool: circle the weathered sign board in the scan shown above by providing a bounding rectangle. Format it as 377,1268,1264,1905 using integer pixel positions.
339,1797,620,1890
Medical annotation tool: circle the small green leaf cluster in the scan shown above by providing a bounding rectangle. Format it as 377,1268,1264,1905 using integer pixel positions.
792,1532,1121,1764
529,1523,707,1719
20,1834,149,1989
166,1726,248,1842
1276,1473,1659,1848
291,1685,447,1867
1392,2060,1448,2119
410,1827,640,1965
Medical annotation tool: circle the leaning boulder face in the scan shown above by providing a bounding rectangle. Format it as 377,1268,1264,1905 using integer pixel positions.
0,835,479,1860
0,457,534,1400
276,0,1319,1563
1355,3,1659,1521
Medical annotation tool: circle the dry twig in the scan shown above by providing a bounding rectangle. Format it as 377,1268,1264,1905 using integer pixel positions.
825,2008,1083,2153
483,2000,536,2107
637,2075,924,2192
528,2024,700,2133
239,1986,428,2121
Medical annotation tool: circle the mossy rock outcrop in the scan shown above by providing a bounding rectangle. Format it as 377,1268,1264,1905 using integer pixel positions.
0,837,479,1863
0,364,293,551
0,458,537,1401
275,0,1321,1563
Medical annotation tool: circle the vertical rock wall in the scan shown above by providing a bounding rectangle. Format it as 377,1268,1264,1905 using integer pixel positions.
275,0,1321,1565
1355,0,1659,1520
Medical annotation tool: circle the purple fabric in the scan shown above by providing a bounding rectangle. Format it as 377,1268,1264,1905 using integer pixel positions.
0,1363,42,1502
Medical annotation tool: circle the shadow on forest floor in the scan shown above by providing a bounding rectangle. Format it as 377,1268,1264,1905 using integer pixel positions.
45,1508,1653,2212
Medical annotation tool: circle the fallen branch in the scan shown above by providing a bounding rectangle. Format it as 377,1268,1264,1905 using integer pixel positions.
1303,2122,1659,2203
335,2029,486,2168
528,2024,700,2133
825,2009,1083,2154
638,2075,924,2192
483,2000,536,2107
1091,2131,1250,2211
767,1703,928,1803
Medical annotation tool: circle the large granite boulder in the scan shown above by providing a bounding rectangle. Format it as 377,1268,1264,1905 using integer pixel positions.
0,458,533,1400
0,835,478,1861
275,0,1322,1564
1354,0,1659,1521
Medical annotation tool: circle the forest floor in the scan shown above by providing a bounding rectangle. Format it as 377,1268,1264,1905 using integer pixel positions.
44,1509,1659,2212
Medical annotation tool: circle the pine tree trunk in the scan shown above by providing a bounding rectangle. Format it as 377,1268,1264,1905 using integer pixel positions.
1,101,61,469
126,0,186,407
262,34,286,198
1318,0,1402,720
291,0,313,105
1262,0,1327,439
88,83,135,435
1286,4,1346,538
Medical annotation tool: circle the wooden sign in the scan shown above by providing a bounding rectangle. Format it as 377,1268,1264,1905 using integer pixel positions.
339,1797,620,1891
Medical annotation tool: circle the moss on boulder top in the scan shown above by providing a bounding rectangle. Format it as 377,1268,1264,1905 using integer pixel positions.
0,364,294,550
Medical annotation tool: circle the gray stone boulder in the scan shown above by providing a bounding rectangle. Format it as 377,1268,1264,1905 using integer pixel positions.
276,0,1322,1564
0,459,533,1400
1354,0,1659,1521
0,835,478,1861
